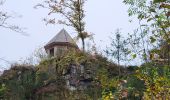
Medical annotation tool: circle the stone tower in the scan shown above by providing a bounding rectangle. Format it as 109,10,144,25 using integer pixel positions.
44,29,78,57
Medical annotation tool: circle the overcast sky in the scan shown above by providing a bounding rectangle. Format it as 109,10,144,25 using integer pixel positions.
0,0,139,69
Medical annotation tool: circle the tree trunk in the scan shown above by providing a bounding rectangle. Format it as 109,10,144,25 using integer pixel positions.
82,38,85,52
168,44,170,66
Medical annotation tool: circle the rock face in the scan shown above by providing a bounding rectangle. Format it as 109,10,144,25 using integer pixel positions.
0,51,124,100
65,64,93,91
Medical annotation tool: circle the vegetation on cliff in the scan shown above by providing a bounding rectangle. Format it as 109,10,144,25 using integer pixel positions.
0,0,170,99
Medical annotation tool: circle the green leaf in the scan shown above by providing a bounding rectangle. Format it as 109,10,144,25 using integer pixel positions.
149,8,156,12
143,54,147,59
151,49,160,54
150,36,156,43
160,3,170,9
147,18,153,22
127,50,132,54
132,54,137,59
153,0,166,3
138,14,145,20
161,21,170,28
167,39,170,44
161,24,170,28
155,15,159,18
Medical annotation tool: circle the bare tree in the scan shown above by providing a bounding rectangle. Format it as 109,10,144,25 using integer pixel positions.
0,0,26,34
0,0,27,66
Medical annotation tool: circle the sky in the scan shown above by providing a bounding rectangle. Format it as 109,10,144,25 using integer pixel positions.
0,0,139,70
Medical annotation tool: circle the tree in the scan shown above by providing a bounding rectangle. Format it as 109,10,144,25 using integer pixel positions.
106,29,129,76
0,0,27,66
36,0,90,51
126,28,150,63
123,0,170,99
0,84,6,99
0,0,25,34
123,0,170,64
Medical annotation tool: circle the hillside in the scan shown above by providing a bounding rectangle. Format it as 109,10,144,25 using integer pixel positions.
0,51,126,100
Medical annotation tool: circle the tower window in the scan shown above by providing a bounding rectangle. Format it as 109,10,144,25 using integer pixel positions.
49,48,54,57
57,47,65,56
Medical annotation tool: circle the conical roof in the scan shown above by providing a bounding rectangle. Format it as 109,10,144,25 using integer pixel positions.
45,29,78,50
46,29,75,45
